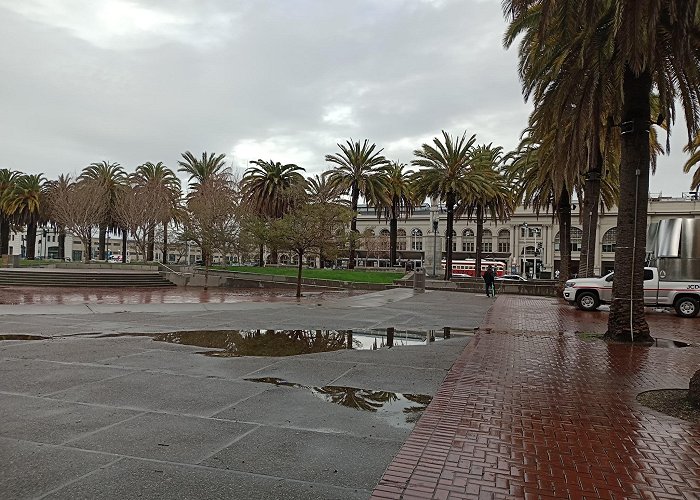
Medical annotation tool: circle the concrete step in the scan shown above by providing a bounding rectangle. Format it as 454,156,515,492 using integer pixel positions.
0,270,176,288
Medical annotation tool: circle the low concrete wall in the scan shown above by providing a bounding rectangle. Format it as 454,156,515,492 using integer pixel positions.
54,262,160,271
394,277,558,297
186,269,390,290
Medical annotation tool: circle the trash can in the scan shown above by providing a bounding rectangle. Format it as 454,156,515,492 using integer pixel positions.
413,267,426,293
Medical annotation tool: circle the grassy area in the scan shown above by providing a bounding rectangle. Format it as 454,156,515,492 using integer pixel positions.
19,259,56,267
221,266,405,284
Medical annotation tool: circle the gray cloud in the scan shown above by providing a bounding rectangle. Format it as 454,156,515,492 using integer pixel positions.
0,0,695,195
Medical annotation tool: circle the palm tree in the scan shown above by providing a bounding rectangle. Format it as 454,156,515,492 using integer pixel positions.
5,174,45,259
411,131,487,280
306,173,348,268
0,169,19,256
79,161,126,260
44,174,72,260
241,160,306,265
682,133,700,191
178,151,227,192
504,0,700,341
375,162,417,266
325,140,389,269
461,145,514,275
134,162,182,262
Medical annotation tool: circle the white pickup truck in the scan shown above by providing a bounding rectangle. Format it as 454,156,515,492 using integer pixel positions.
563,267,700,317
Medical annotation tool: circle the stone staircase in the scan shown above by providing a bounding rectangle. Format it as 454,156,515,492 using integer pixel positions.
0,269,176,288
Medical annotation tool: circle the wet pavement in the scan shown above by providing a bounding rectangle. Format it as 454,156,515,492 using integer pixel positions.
0,288,489,499
372,296,700,499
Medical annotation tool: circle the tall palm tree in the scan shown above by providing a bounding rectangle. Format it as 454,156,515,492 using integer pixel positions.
178,151,227,192
682,133,700,191
241,160,307,265
134,162,182,262
504,0,700,341
0,168,19,256
375,162,417,266
79,161,126,260
306,173,348,268
44,174,72,260
5,174,45,259
461,145,514,275
411,131,485,280
326,139,389,269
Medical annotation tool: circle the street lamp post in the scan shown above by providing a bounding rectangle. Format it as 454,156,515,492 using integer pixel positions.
432,220,438,277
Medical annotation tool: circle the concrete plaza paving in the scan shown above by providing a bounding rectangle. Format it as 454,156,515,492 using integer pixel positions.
0,288,492,499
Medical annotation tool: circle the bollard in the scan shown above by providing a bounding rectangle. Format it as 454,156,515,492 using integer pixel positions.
413,268,426,293
443,326,451,339
346,330,353,349
386,327,394,348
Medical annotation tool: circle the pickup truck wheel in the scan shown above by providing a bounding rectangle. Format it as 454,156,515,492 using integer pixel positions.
576,291,600,311
674,297,699,318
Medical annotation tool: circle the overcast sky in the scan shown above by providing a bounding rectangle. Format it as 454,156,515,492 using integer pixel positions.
0,0,696,196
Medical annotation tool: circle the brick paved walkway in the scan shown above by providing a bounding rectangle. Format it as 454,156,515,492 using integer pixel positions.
372,296,700,499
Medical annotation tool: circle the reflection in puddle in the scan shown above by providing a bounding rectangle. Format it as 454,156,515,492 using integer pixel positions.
651,338,690,348
0,334,50,341
245,377,432,429
99,329,443,357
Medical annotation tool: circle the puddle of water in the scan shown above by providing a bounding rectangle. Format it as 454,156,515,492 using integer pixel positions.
245,377,432,429
100,329,444,357
0,334,50,341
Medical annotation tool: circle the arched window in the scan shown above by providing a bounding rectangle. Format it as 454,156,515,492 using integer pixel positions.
445,229,457,251
482,229,493,253
462,228,474,252
379,229,390,251
360,229,375,250
554,227,584,251
280,254,290,264
397,229,407,251
602,227,616,252
411,228,423,251
497,229,510,253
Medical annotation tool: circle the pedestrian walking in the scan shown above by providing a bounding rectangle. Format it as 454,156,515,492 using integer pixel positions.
483,265,495,297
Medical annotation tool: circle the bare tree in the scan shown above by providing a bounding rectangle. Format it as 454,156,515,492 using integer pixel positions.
46,179,109,262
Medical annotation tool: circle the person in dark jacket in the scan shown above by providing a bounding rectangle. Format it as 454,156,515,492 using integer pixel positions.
483,266,495,297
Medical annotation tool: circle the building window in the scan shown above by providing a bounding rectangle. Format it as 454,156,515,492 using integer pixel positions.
397,229,407,251
462,228,474,252
482,229,493,253
497,229,510,253
602,227,616,252
411,228,423,251
379,229,390,251
554,227,583,252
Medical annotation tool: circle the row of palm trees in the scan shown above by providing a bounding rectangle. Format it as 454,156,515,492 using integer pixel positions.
501,0,700,341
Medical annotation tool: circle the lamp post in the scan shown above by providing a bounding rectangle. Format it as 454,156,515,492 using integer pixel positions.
522,223,529,277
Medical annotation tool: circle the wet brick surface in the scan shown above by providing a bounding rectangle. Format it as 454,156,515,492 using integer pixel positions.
372,296,700,499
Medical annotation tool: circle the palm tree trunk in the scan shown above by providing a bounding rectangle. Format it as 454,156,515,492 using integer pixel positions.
579,150,603,278
296,250,304,298
26,223,37,259
58,229,66,260
389,198,398,266
557,188,572,284
161,222,168,264
1,220,11,255
121,228,128,264
349,184,359,270
98,224,107,260
607,68,653,342
147,227,155,261
444,192,455,280
475,205,483,278
258,244,264,267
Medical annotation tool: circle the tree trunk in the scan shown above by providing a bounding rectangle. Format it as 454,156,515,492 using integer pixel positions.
389,197,398,266
147,227,155,261
98,224,107,260
444,192,455,280
83,240,91,263
270,247,278,265
579,149,603,278
204,254,209,290
557,188,572,284
319,248,325,269
475,205,483,279
26,223,37,259
349,184,359,270
121,229,128,264
258,244,264,267
296,250,304,298
0,220,9,255
58,229,66,260
161,222,168,264
607,68,653,342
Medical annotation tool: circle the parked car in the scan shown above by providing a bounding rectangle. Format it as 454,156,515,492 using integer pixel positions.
495,274,528,282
